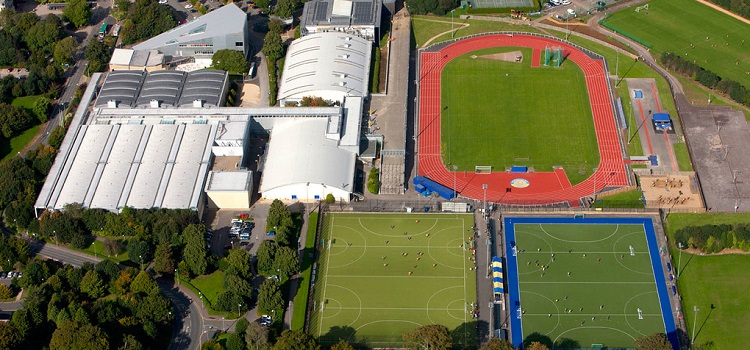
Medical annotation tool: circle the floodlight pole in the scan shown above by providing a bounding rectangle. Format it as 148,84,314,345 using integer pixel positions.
452,165,458,200
482,184,488,216
677,242,683,279
691,306,699,345
592,168,598,203
451,10,456,38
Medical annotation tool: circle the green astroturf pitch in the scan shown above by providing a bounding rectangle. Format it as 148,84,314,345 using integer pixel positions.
602,0,750,88
440,47,599,176
310,213,477,347
507,219,668,348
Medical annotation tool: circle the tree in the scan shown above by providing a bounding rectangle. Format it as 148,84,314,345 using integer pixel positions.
325,193,335,204
53,37,78,67
402,324,452,350
256,240,277,276
226,332,245,350
130,270,159,295
0,284,12,299
226,248,252,279
50,322,110,350
62,0,92,28
24,17,62,56
127,240,152,267
202,340,223,350
245,322,271,350
0,103,34,138
262,28,283,62
119,334,144,350
526,342,549,350
0,322,20,349
84,39,112,75
273,330,320,350
257,278,284,314
482,338,516,350
330,340,355,350
212,49,248,74
235,317,249,336
32,96,51,123
635,333,672,350
183,224,208,275
273,246,299,280
153,243,176,275
80,270,106,299
275,0,298,18
367,167,380,194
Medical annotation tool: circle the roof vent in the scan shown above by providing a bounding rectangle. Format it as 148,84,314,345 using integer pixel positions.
150,99,160,108
193,99,204,108
341,54,350,59
107,100,118,108
340,73,347,78
346,36,352,41
344,43,351,48
339,81,346,86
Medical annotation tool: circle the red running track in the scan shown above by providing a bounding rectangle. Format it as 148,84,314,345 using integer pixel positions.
417,34,628,206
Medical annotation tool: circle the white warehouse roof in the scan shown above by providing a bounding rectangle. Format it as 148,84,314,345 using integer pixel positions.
37,123,215,212
260,119,355,195
278,32,371,102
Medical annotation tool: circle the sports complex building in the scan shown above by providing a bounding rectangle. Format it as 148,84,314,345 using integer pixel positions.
35,30,375,216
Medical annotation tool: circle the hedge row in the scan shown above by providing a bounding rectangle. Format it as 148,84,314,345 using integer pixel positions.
674,223,750,253
660,52,750,109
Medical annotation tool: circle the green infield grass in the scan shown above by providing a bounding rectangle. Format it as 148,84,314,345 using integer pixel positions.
511,221,666,348
441,47,599,183
664,213,750,349
601,0,750,88
310,213,477,347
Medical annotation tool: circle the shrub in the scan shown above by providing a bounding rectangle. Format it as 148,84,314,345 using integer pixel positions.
367,167,380,194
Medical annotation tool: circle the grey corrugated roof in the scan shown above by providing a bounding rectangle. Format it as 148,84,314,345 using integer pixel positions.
136,70,187,107
179,70,228,107
95,71,146,107
133,3,246,51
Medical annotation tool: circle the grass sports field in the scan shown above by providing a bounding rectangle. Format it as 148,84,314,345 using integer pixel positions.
602,0,750,88
441,47,599,181
506,217,673,348
310,213,477,347
666,213,750,349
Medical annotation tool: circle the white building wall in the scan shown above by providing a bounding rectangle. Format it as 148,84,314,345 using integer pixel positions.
262,183,350,203
206,190,251,209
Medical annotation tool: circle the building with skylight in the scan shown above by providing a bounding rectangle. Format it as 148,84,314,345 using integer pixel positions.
299,0,382,41
133,3,249,67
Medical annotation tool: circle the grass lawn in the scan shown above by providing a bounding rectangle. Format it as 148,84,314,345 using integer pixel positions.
11,95,43,111
72,239,130,263
507,218,669,348
191,270,225,309
311,213,476,348
665,213,750,350
602,0,750,88
291,211,319,331
441,47,598,181
593,189,645,208
0,95,45,160
411,16,543,48
672,142,693,171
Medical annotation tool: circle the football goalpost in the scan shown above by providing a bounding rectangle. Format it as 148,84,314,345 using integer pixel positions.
635,4,649,12
475,166,492,174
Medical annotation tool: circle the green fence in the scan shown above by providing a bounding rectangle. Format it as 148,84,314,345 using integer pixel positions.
599,20,654,48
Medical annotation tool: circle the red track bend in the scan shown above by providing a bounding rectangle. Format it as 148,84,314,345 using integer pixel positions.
417,34,628,206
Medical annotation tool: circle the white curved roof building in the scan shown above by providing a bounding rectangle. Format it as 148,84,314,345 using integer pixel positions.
259,119,355,202
278,32,371,105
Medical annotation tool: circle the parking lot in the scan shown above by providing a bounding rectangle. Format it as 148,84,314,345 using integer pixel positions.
203,203,272,259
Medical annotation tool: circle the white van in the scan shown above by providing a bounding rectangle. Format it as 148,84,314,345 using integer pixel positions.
567,8,576,15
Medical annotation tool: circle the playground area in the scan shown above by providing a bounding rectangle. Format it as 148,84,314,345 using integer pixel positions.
504,217,678,349
310,213,477,347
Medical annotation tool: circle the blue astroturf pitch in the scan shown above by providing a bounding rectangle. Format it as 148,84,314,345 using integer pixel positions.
504,217,677,349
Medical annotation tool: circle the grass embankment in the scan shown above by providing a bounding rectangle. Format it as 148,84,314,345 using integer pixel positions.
291,211,319,331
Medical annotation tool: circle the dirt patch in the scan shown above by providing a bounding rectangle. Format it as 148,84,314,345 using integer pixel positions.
239,83,260,107
640,174,705,211
477,51,523,63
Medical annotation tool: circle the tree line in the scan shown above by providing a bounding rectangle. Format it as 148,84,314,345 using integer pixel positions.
707,0,750,19
0,260,173,349
116,0,177,45
660,52,750,109
405,0,459,15
674,223,750,253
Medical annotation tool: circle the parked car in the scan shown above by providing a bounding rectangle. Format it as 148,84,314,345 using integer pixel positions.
260,315,272,327
561,0,571,5
158,0,167,3
7,272,14,279
185,4,193,8
567,8,576,15
16,272,22,279
0,272,6,279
